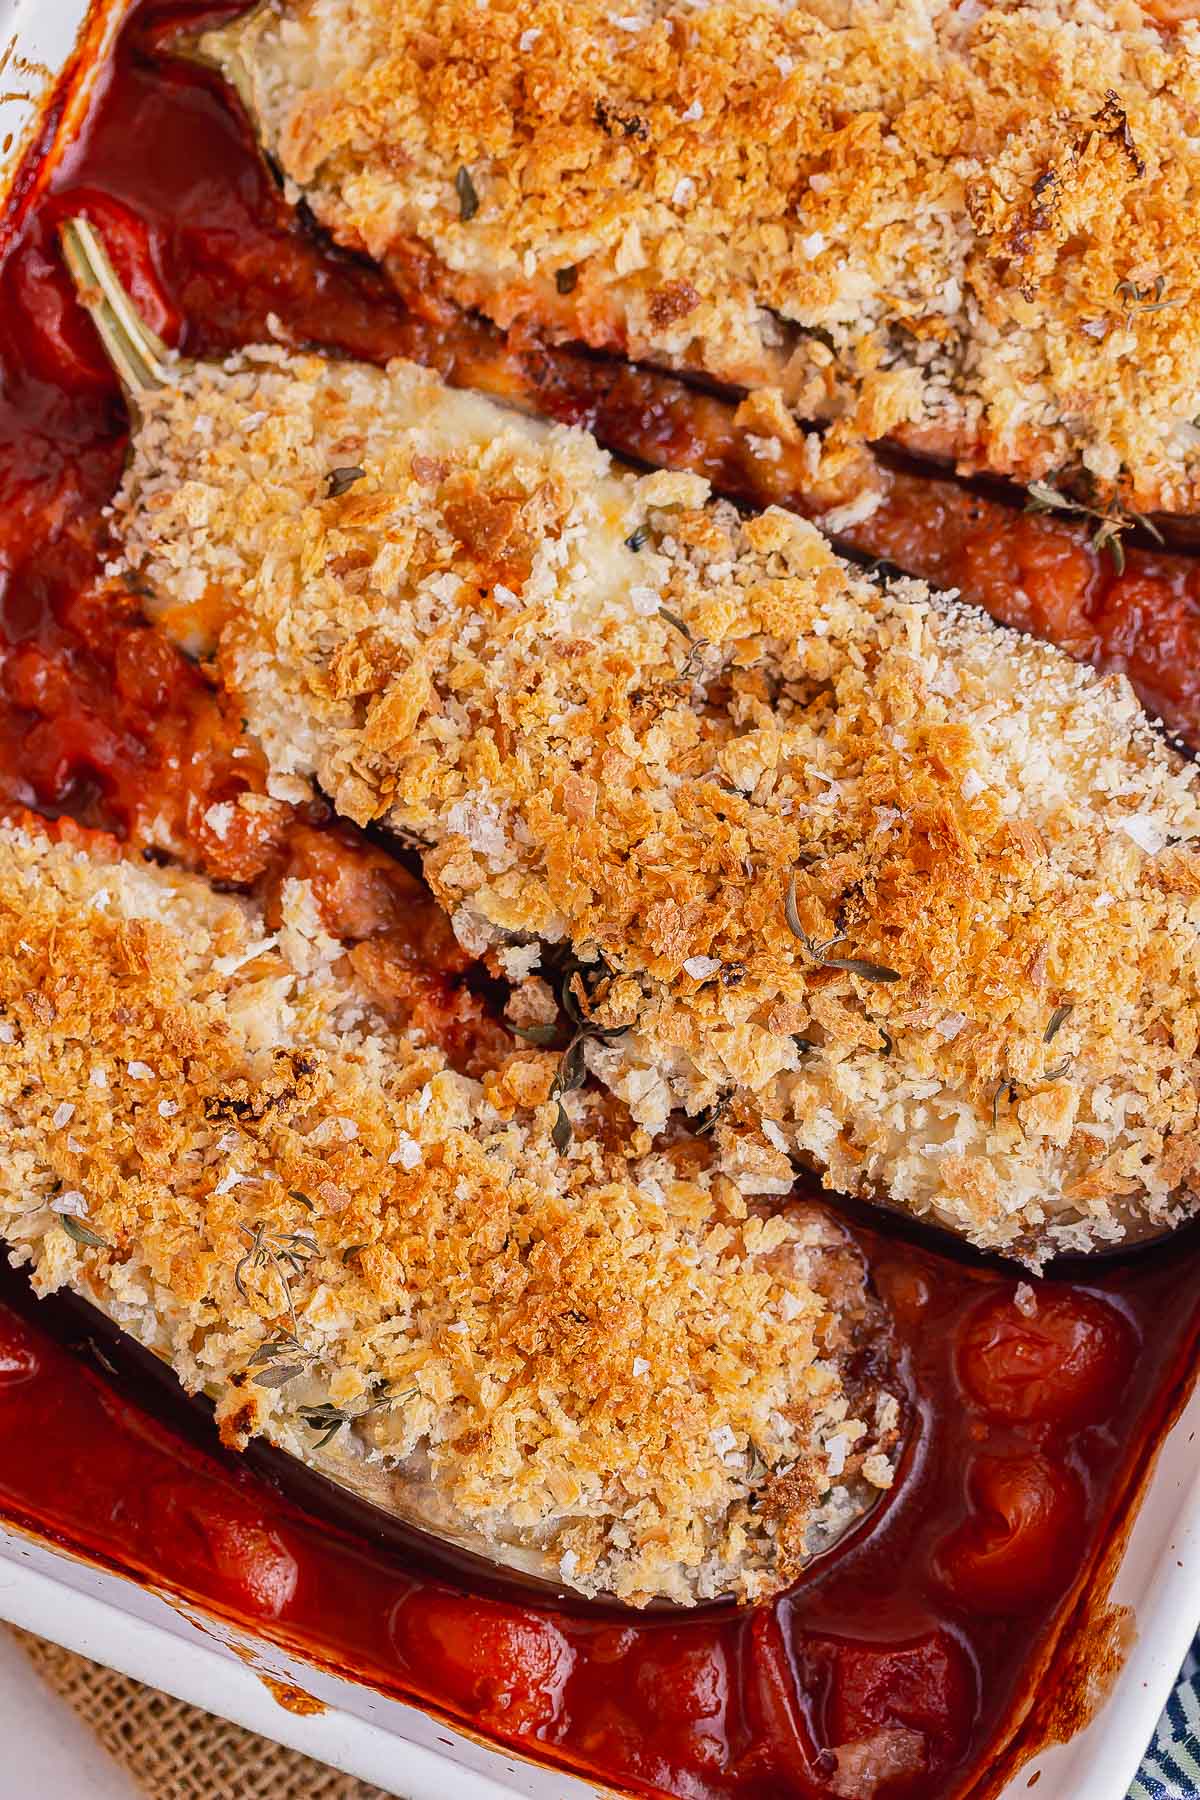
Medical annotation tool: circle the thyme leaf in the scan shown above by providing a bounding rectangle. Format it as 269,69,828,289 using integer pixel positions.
297,1402,352,1449
660,607,692,641
455,165,479,222
695,1094,731,1134
783,870,845,961
325,465,365,499
625,526,648,552
246,1335,303,1369
555,265,578,294
551,1100,572,1153
1043,1055,1075,1082
508,1021,559,1046
991,1077,1019,1129
555,1032,590,1095
1044,1003,1074,1043
251,1362,305,1389
62,1216,107,1249
824,957,901,984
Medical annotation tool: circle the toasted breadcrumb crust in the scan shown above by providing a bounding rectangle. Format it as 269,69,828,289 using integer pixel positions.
209,0,1200,513
111,348,1200,1265
0,820,898,1604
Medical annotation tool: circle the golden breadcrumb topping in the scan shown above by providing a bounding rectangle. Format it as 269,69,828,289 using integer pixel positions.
0,819,897,1604
111,348,1200,1265
207,0,1200,513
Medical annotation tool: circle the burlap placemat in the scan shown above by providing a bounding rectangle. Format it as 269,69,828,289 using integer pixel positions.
11,1628,398,1800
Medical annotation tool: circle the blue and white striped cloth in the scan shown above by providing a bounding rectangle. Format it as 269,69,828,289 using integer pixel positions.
1131,1643,1200,1798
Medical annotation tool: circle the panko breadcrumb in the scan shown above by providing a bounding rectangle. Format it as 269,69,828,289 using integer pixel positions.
206,0,1200,512
109,347,1200,1267
0,818,899,1605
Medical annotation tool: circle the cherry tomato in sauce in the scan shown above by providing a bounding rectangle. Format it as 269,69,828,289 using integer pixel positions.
957,1289,1134,1428
575,1630,731,1783
0,1311,39,1390
145,1481,298,1619
934,1455,1085,1615
801,1628,976,1796
389,1590,572,1735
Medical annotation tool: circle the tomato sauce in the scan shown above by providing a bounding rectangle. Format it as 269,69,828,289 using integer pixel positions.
0,5,1198,1798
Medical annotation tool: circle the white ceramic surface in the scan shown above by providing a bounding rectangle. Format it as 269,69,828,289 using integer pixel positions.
0,3,1197,1797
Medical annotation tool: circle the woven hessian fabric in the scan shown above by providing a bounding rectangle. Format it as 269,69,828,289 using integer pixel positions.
12,1629,397,1800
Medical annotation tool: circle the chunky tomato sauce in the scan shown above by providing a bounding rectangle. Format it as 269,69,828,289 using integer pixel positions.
0,6,1199,1799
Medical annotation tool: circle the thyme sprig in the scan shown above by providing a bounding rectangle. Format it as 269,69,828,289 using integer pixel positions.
297,1381,420,1448
694,1094,731,1135
547,956,629,1152
245,1330,311,1389
784,871,900,983
1114,274,1178,316
296,1401,351,1449
234,1221,319,1334
1025,480,1163,575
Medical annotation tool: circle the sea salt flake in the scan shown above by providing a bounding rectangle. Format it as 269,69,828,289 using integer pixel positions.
50,1191,88,1218
1014,1282,1038,1318
762,1119,789,1153
1120,814,1165,855
825,1432,849,1477
683,954,721,980
389,1134,423,1170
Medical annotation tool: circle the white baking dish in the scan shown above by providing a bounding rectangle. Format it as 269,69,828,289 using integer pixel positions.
0,3,1198,1795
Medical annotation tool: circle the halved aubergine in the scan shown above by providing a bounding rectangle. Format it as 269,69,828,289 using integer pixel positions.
0,812,902,1606
198,0,1200,523
62,216,1200,1271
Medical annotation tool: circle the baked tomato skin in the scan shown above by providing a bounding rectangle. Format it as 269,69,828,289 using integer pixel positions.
933,1454,1086,1615
144,1480,299,1619
801,1627,976,1789
389,1591,572,1735
570,1632,731,1788
957,1288,1134,1429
